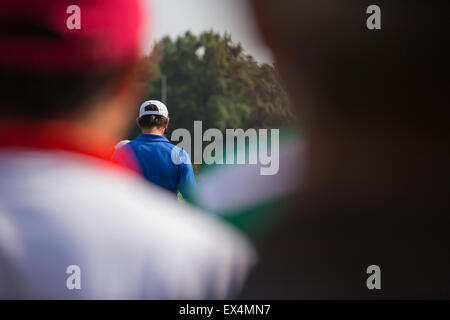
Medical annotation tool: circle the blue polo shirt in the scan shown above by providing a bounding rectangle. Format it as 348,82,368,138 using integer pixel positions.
115,134,195,196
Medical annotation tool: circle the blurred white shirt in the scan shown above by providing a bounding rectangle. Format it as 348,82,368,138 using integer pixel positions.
0,149,255,299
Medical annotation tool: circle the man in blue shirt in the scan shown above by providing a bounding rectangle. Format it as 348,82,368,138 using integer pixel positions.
114,100,196,197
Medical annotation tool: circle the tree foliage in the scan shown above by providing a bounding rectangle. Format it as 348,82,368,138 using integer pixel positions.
138,31,294,136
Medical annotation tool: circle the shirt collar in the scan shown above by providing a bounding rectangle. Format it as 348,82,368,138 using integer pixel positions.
136,134,170,143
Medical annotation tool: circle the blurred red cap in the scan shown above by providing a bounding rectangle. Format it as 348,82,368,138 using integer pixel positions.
0,0,147,73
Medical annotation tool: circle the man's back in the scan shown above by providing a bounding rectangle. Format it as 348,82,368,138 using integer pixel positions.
118,134,195,195
0,149,254,299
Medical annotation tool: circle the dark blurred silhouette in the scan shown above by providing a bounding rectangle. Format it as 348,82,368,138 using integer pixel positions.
241,0,450,298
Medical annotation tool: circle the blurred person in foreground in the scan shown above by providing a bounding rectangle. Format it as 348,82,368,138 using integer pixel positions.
113,100,196,197
238,0,450,298
189,0,450,298
0,0,254,299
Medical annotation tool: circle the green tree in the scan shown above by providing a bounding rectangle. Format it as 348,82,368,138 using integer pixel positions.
138,31,294,137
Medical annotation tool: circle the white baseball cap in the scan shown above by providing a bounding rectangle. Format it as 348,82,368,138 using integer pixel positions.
139,100,169,118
